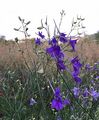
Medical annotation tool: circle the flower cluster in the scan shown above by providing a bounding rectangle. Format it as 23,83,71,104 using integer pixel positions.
72,86,99,101
71,56,82,83
32,16,99,120
35,31,45,45
51,87,70,111
46,37,66,71
69,37,77,51
12,15,99,119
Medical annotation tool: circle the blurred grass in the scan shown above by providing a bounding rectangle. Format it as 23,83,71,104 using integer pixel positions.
0,37,99,72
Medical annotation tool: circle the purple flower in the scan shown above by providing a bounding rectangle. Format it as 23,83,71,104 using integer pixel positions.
51,96,64,110
46,38,65,71
83,88,89,97
73,87,80,97
71,56,82,83
57,60,66,71
71,56,82,70
59,33,68,43
51,87,70,111
72,75,82,83
38,31,45,39
85,64,90,71
69,39,77,51
90,88,99,101
51,37,58,45
64,99,70,105
46,45,64,61
54,87,61,97
35,38,41,45
95,76,99,79
29,98,37,106
51,88,63,110
46,45,61,59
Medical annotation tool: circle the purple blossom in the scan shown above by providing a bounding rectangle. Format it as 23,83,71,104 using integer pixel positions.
71,56,82,83
38,31,45,39
35,38,41,45
47,44,64,59
83,88,89,97
95,76,99,79
51,96,64,110
57,60,66,71
63,99,70,105
51,88,63,110
71,56,82,70
85,63,90,71
59,33,68,43
54,87,61,97
69,39,77,51
51,87,70,111
51,37,58,45
46,45,61,59
73,87,80,97
46,44,65,71
90,88,99,101
72,75,82,83
58,52,64,61
29,98,37,106
91,80,95,84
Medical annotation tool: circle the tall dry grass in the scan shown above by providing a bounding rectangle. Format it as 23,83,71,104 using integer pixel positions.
76,37,99,64
0,37,99,73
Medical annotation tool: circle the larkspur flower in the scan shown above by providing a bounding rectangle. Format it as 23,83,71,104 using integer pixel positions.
72,75,82,83
57,60,66,71
46,40,65,70
83,88,89,97
59,33,68,43
69,38,77,51
51,87,70,111
85,63,90,71
35,38,41,45
90,88,99,101
71,56,82,71
63,99,70,105
46,44,64,61
51,37,58,45
38,31,45,39
29,98,37,106
54,87,61,97
51,95,64,110
95,76,99,79
73,87,80,97
46,45,61,59
51,88,63,110
71,56,82,83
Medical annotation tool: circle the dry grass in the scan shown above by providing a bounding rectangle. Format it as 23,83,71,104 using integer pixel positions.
76,37,99,64
0,37,99,72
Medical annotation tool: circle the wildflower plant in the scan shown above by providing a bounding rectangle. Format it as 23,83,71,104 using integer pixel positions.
0,10,99,120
